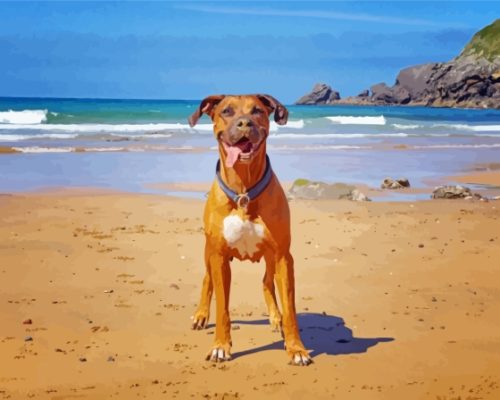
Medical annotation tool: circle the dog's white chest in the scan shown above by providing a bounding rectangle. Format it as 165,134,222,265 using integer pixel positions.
222,215,264,257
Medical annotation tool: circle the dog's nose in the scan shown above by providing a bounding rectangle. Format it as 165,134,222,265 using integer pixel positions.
236,118,253,129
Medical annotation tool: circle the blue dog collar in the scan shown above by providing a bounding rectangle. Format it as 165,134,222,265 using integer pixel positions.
216,154,273,207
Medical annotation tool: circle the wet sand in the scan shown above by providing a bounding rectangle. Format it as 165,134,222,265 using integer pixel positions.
1,191,500,399
451,171,500,186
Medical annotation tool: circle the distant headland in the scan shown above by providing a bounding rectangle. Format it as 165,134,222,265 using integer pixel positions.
296,19,500,109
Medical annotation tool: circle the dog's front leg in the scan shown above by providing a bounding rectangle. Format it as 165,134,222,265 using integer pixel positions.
192,244,215,330
205,251,232,362
274,252,312,366
191,271,213,330
263,254,282,333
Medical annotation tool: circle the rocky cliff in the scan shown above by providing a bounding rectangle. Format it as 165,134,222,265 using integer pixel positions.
296,19,500,109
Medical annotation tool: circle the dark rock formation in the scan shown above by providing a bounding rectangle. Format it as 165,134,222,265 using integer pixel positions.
383,53,500,108
357,89,370,98
296,19,500,109
370,83,396,104
295,83,340,105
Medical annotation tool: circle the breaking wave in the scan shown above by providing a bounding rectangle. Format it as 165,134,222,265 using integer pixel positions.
0,109,48,124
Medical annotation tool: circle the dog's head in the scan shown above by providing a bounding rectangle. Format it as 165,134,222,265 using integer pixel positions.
188,94,288,168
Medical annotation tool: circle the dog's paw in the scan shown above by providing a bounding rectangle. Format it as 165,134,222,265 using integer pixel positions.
289,351,313,366
284,343,313,366
206,346,232,363
191,310,209,330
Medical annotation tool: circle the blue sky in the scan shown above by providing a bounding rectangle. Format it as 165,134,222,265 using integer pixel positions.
0,1,497,102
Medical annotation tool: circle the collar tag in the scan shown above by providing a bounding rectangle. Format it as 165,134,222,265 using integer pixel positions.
236,193,250,209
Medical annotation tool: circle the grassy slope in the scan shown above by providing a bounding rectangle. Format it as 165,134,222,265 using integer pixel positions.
460,19,500,62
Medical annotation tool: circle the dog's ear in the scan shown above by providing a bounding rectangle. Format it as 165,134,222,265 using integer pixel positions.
188,95,225,127
255,94,288,126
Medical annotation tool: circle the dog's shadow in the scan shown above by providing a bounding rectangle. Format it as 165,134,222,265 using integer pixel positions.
227,313,394,360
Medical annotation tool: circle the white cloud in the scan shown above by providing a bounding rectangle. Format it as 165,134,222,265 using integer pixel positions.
177,4,446,27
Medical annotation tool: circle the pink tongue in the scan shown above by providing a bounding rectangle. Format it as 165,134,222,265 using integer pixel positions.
225,146,243,168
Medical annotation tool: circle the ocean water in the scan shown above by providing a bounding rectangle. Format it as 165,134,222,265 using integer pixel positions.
1,97,499,198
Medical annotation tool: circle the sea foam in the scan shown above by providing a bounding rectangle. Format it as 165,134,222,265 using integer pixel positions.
269,133,408,139
270,119,305,131
326,115,386,125
0,133,79,141
392,123,422,129
413,143,500,149
0,120,305,135
432,123,500,132
268,144,369,151
12,146,74,153
0,122,214,133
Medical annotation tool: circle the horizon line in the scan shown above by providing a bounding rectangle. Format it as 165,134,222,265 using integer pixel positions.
0,95,202,102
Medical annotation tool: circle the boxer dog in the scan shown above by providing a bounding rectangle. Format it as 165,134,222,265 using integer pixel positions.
188,94,311,366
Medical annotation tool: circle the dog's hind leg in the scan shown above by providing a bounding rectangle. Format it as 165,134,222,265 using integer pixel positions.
263,255,282,333
191,244,214,330
274,252,312,366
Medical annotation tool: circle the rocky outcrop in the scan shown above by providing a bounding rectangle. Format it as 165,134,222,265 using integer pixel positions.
288,179,370,201
431,185,486,201
346,189,371,202
381,178,411,190
295,83,340,105
296,19,500,109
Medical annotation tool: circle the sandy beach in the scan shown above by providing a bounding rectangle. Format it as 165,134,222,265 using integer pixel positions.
1,3,499,399
1,188,500,399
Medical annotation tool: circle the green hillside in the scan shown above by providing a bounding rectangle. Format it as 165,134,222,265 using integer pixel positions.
460,19,500,62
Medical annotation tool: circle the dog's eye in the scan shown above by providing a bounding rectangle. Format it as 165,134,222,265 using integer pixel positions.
251,106,264,115
221,107,234,116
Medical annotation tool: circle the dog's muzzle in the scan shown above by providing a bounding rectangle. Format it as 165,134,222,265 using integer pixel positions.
221,118,265,168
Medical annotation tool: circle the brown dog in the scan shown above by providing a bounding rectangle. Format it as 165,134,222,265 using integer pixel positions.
188,94,311,366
